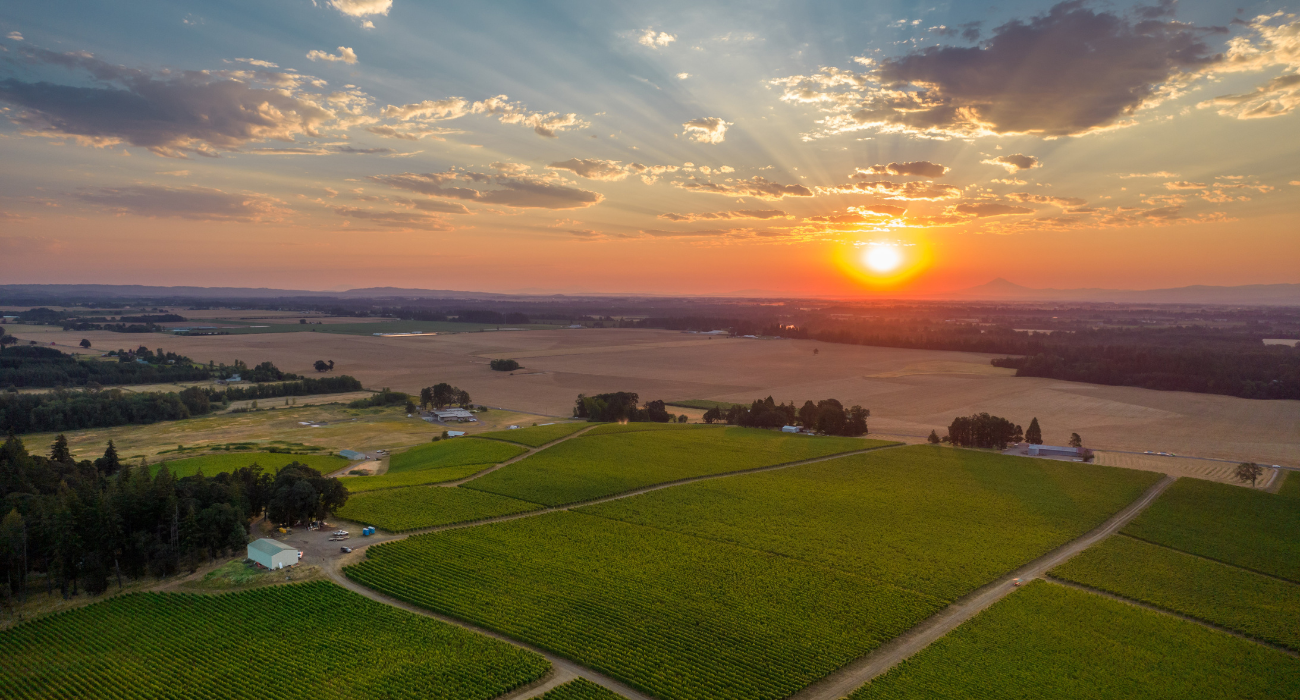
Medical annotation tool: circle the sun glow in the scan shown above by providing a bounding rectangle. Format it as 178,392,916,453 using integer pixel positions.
865,244,902,272
834,237,933,291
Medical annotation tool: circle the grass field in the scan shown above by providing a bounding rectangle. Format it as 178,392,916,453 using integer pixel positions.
347,510,942,700
1123,478,1300,583
388,437,527,473
154,451,348,477
1280,471,1299,498
474,422,590,447
1051,535,1300,651
341,463,493,492
0,581,549,700
849,581,1300,700
582,445,1163,601
335,485,543,532
466,427,885,507
540,679,627,700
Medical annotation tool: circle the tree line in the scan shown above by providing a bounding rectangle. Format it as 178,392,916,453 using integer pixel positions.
0,435,348,603
0,343,308,390
703,397,870,436
573,392,674,423
419,383,472,409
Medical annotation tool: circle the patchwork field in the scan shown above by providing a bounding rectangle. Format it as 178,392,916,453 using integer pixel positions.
154,451,347,477
466,426,886,506
1122,478,1300,582
1095,450,1282,488
335,485,543,532
474,421,590,447
1052,534,1300,651
0,581,549,700
848,581,1300,700
12,325,1297,465
346,445,1162,699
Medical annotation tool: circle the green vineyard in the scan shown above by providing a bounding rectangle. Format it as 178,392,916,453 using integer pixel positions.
341,462,493,492
849,582,1300,699
0,581,549,700
335,485,543,532
474,422,591,447
387,438,526,473
540,678,629,700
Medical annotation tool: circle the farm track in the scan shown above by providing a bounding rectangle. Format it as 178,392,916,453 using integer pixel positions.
438,424,602,487
1043,577,1300,659
788,474,1177,700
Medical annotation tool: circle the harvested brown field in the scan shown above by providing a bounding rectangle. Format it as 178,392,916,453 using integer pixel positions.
8,325,1299,466
1093,451,1282,489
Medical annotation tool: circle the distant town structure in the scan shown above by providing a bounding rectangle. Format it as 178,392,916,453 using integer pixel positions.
247,538,299,570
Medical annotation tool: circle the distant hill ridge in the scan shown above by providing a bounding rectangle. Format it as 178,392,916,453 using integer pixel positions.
948,278,1300,305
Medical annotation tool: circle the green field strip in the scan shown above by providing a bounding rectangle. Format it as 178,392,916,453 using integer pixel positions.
473,422,591,447
334,485,543,532
1051,534,1300,651
0,581,549,700
341,463,495,492
581,445,1163,601
1122,477,1300,583
583,422,722,436
848,581,1300,700
346,510,944,700
388,437,527,473
464,426,883,507
154,451,347,477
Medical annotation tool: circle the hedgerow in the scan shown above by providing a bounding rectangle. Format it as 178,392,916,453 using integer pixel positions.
0,581,549,699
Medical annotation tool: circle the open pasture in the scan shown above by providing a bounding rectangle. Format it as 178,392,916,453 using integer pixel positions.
474,421,590,447
154,451,347,478
1123,478,1300,583
346,510,942,700
849,581,1300,700
9,325,1296,466
1095,451,1281,488
0,581,549,700
334,485,542,532
388,437,526,473
1052,534,1300,651
582,445,1162,601
466,427,884,506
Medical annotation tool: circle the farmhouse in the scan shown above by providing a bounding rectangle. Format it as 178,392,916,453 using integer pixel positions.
247,538,299,570
431,408,478,422
1028,444,1080,458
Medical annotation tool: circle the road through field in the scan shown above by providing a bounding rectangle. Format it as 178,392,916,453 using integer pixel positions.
788,474,1177,700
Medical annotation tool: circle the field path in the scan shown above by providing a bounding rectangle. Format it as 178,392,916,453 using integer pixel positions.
439,424,602,487
789,474,1177,700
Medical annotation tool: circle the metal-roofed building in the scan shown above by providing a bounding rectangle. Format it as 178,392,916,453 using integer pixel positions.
338,449,366,461
247,538,298,570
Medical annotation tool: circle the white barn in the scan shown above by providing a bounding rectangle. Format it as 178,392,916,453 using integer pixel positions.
248,538,298,570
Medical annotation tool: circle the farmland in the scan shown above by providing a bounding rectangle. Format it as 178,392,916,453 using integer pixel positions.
466,427,885,506
584,422,719,436
1122,478,1300,582
346,510,942,700
0,581,549,700
581,445,1163,601
540,679,628,700
388,437,526,473
155,451,347,477
1051,535,1300,651
341,463,493,492
334,485,543,532
474,421,590,447
848,581,1300,699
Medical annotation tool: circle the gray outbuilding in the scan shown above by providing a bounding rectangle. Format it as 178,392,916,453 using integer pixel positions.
248,538,299,570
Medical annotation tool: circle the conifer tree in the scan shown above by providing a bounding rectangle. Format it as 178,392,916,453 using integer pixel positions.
1025,417,1042,445
50,434,71,463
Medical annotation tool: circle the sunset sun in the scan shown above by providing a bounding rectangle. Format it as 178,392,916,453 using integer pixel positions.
865,244,903,273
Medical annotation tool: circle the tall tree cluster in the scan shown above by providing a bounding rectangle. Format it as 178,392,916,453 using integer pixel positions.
946,413,1023,449
573,393,671,423
419,383,473,410
703,397,868,436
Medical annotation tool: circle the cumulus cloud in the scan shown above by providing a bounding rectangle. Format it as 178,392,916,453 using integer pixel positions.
677,73,691,80
365,125,461,140
0,46,338,157
547,158,633,181
1199,14,1300,118
658,209,788,222
682,117,731,144
855,161,949,178
330,0,391,17
380,94,588,137
1119,171,1179,178
249,144,393,155
234,58,278,68
73,184,285,221
1005,192,1087,207
637,29,676,48
952,202,1035,217
677,176,813,200
332,207,452,230
370,169,604,209
982,154,1039,172
771,2,1220,138
306,47,358,64
7,32,22,41
820,179,962,200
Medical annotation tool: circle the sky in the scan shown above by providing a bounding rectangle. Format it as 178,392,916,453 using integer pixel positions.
1,0,1298,297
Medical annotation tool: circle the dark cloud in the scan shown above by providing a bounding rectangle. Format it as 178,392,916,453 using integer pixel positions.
0,47,336,157
370,170,604,210
676,176,813,200
658,209,788,222
856,161,949,178
73,185,284,221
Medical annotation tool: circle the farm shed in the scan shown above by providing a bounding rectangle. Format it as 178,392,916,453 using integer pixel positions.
1028,444,1080,458
782,425,799,433
338,449,366,461
433,408,478,422
248,538,299,570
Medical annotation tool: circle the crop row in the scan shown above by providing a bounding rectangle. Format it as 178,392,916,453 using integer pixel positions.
581,445,1162,601
540,678,628,700
1123,478,1300,583
334,485,542,532
850,581,1300,699
1051,534,1300,651
0,581,549,700
342,463,492,492
475,422,591,447
465,426,883,506
388,437,526,473
346,510,941,700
